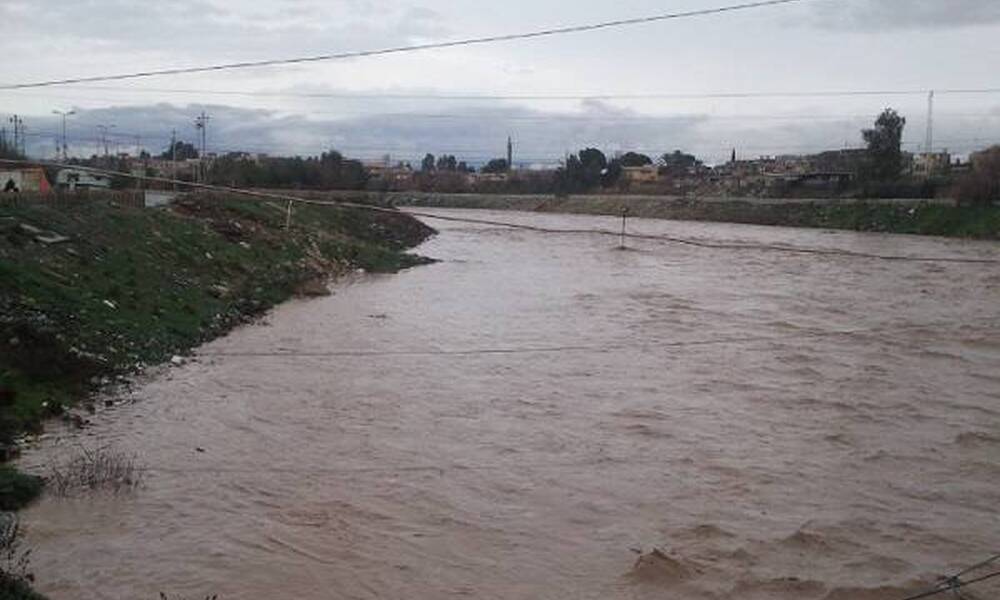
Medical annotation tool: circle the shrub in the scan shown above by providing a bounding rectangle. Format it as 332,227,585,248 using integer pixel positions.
46,446,144,496
0,469,42,512
0,514,45,600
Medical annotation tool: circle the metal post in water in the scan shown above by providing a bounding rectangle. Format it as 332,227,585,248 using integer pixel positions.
619,206,629,250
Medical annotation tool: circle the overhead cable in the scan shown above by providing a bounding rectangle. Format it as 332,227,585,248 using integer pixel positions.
8,85,1000,101
0,0,815,90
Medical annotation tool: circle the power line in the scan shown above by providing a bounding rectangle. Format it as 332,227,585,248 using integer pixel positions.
2,158,998,265
7,84,1000,101
0,0,817,90
197,322,1000,359
901,562,1000,600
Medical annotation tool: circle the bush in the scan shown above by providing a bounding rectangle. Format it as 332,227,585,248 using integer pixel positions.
0,514,46,600
46,446,144,496
0,469,42,512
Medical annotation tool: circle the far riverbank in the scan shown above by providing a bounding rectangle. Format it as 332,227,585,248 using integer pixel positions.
385,192,1000,239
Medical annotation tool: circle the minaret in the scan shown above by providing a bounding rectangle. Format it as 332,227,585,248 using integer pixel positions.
507,136,513,171
925,90,935,154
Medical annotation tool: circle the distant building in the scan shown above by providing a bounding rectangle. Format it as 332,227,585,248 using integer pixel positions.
473,172,509,183
363,160,412,184
912,152,951,177
0,168,52,193
621,165,659,184
56,169,111,191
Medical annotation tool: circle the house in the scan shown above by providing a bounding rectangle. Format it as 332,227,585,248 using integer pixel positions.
56,169,112,191
912,152,951,177
0,168,52,193
363,160,413,184
621,165,659,184
472,172,508,184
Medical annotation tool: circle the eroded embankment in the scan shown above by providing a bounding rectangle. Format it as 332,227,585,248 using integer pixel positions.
389,192,1000,239
0,192,434,447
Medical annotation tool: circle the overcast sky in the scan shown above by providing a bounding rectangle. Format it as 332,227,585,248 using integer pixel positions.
2,0,999,164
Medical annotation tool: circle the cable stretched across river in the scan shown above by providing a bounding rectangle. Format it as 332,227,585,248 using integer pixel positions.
197,321,1000,359
2,158,998,265
899,554,1000,600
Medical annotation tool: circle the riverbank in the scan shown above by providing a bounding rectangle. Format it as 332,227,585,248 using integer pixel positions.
387,193,1000,239
15,208,999,600
0,192,434,483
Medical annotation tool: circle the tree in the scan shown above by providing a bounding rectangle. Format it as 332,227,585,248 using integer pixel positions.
555,148,609,193
578,148,607,172
481,158,509,174
0,137,23,160
660,150,701,171
436,154,458,171
160,141,199,160
619,152,652,167
421,153,436,172
862,109,906,180
603,158,624,186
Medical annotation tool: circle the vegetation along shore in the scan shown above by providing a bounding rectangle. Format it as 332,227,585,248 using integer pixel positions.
390,193,1000,239
0,191,434,593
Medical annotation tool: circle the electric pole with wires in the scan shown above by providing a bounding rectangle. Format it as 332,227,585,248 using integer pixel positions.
195,111,210,182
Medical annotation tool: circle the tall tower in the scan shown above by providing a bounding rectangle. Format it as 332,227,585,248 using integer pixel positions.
507,136,513,171
924,90,935,154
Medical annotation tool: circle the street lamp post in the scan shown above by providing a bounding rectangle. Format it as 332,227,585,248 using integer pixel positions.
96,124,115,159
52,109,75,161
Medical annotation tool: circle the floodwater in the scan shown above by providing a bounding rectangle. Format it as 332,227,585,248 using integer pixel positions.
17,209,1000,600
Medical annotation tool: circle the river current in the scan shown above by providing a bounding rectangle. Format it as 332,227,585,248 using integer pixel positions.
17,209,1000,599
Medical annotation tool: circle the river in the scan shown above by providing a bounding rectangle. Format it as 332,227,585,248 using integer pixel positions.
17,209,1000,600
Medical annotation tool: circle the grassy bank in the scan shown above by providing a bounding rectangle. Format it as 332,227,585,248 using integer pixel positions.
0,192,434,451
393,193,1000,239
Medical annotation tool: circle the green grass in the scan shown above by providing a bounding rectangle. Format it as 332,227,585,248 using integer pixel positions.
0,578,48,600
0,467,42,511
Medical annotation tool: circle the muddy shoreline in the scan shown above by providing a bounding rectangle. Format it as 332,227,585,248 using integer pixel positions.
0,192,435,597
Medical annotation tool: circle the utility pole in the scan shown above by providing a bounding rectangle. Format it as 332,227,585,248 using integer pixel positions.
8,115,23,156
52,110,75,161
97,124,115,158
195,111,210,182
924,90,935,154
170,128,178,190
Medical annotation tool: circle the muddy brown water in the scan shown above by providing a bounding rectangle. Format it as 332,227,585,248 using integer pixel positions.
17,209,1000,600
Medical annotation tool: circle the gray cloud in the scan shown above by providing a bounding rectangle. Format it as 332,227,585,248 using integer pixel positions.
22,101,1000,166
813,0,1000,30
2,0,447,60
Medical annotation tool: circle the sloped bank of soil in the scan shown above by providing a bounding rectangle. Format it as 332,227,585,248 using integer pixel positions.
0,192,435,448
